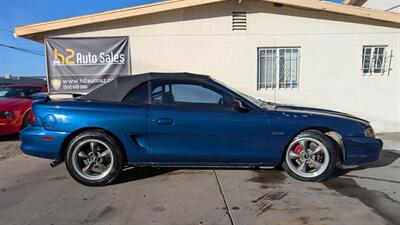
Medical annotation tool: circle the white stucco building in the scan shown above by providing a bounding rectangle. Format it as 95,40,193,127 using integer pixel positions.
16,0,400,132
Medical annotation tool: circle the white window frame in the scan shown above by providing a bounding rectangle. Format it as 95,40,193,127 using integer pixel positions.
362,45,388,75
257,47,300,90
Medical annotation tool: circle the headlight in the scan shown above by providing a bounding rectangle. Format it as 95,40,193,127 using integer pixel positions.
365,127,375,138
0,111,15,119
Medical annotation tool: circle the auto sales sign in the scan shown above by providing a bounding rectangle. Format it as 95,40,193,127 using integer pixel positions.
45,37,131,93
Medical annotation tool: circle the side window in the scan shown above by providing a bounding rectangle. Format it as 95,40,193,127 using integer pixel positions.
27,87,41,95
172,84,222,104
151,80,233,108
123,82,149,104
22,87,41,97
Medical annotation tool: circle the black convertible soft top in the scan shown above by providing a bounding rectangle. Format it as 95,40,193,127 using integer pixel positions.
81,72,210,102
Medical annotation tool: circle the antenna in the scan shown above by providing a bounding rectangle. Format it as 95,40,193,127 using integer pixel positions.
273,37,277,104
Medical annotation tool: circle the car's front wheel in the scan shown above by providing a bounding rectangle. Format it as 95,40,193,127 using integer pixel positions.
20,111,31,130
65,130,123,186
282,130,337,182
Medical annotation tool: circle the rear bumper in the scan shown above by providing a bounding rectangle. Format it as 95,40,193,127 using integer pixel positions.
19,126,70,160
342,136,383,165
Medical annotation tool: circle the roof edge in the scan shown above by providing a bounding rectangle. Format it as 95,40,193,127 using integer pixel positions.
264,0,399,23
15,0,400,42
343,0,367,6
15,0,225,38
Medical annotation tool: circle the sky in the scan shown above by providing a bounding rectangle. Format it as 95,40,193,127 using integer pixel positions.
0,0,343,76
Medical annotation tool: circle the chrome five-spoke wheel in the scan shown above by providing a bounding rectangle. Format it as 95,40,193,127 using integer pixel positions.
282,130,338,182
65,130,123,186
286,137,329,178
72,139,114,181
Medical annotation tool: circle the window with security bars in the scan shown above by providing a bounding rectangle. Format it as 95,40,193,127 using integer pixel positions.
362,46,389,75
258,47,300,89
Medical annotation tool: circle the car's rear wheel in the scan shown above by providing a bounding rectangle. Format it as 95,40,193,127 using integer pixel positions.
282,130,337,182
65,130,123,186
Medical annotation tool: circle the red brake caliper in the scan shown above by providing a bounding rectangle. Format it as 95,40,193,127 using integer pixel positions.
293,144,303,153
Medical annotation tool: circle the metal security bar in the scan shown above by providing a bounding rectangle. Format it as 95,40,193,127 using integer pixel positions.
258,47,300,89
362,45,392,75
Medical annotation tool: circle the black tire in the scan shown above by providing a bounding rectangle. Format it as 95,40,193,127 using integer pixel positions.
282,130,338,182
20,111,31,130
65,130,123,186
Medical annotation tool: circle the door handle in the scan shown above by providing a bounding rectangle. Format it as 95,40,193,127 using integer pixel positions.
157,118,174,125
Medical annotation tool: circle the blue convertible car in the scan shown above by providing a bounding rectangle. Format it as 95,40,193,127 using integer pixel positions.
20,73,382,186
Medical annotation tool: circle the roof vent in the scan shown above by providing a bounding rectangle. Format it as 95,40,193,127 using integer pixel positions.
232,11,247,31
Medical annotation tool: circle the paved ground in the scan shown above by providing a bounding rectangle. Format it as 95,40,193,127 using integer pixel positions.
378,133,400,150
0,135,399,225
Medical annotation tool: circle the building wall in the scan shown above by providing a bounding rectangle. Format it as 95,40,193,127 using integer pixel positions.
48,0,400,132
361,0,400,12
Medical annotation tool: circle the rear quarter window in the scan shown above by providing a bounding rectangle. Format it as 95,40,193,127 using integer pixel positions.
123,82,149,104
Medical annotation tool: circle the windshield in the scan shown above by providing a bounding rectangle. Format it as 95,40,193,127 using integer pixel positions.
0,86,41,98
211,79,265,107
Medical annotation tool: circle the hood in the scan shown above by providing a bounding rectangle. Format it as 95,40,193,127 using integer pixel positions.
0,98,32,110
270,103,370,125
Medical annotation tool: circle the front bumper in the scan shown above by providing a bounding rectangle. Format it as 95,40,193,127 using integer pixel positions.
19,126,70,160
342,136,383,165
0,120,20,136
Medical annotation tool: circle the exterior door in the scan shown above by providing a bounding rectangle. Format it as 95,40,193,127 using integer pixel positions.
147,79,270,165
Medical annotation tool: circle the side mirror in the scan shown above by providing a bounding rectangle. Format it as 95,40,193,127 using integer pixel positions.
233,99,250,112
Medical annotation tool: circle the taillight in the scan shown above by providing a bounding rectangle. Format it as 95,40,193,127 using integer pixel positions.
29,111,36,125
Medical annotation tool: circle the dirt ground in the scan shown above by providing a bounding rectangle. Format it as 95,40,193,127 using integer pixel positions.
0,135,20,161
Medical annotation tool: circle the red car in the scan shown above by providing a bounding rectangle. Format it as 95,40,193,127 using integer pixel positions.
0,84,47,136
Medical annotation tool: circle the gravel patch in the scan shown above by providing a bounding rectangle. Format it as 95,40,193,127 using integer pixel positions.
0,136,21,161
